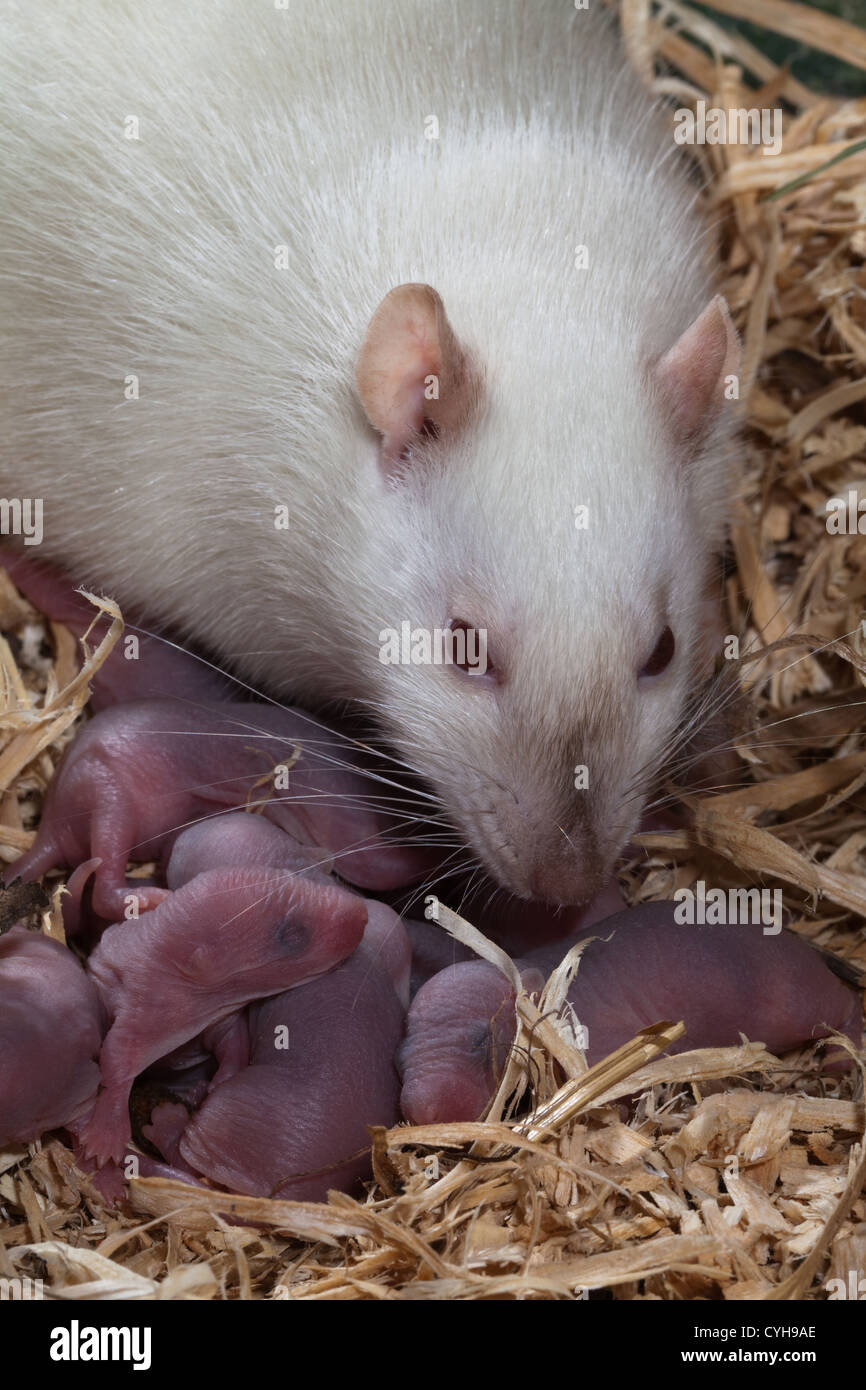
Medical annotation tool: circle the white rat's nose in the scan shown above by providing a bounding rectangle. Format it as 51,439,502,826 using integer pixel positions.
527,833,603,907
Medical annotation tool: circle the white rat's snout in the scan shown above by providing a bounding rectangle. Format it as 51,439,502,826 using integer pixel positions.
440,763,619,908
448,737,659,905
513,821,606,906
464,804,609,907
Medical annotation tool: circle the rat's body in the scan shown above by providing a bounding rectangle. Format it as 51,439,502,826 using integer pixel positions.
0,0,739,904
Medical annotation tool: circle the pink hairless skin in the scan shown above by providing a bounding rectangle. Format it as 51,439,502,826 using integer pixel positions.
0,927,105,1146
87,814,409,1194
150,888,409,1201
81,863,369,1164
11,696,433,935
399,903,862,1124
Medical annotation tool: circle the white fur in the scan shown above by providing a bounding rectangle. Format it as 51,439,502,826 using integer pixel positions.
0,0,737,902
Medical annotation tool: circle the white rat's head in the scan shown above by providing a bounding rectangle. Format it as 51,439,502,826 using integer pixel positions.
356,284,739,905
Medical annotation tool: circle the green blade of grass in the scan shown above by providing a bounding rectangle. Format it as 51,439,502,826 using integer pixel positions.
762,136,866,201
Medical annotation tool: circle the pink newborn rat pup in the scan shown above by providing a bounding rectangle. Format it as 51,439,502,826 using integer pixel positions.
151,897,410,1201
11,696,430,932
400,903,863,1124
81,864,368,1163
0,927,105,1145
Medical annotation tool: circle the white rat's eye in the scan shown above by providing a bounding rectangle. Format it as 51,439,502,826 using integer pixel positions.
639,625,675,680
448,618,497,682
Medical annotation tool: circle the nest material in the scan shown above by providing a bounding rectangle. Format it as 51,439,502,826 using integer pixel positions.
1,0,866,1301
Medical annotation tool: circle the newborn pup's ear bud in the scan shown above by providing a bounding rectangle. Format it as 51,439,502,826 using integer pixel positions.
356,282,476,469
654,295,740,442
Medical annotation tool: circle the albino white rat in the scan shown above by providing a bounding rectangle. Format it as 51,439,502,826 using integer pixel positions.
0,0,739,906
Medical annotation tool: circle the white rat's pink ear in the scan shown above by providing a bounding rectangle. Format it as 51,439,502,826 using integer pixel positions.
356,283,474,468
654,296,740,442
